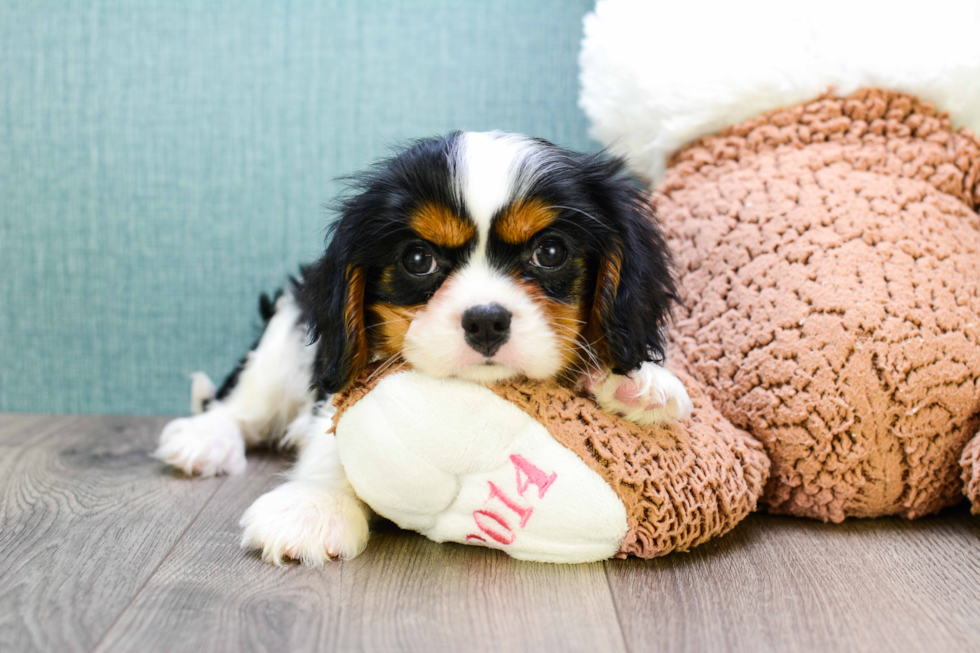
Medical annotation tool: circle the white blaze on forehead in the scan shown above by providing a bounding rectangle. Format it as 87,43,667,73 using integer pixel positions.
456,131,539,258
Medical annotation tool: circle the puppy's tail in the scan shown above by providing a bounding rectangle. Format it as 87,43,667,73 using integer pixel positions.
189,372,217,415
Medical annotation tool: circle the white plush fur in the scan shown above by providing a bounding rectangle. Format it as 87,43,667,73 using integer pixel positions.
580,0,980,182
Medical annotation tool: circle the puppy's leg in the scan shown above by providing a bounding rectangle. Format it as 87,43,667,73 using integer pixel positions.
154,292,318,477
240,408,371,565
590,361,693,426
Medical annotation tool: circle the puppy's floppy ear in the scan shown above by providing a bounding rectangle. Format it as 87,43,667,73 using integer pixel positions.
299,222,370,394
581,153,677,374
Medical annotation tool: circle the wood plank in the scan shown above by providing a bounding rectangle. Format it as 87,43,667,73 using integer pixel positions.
94,451,348,653
0,413,77,447
0,413,47,432
0,415,225,653
7,413,979,653
98,449,626,653
605,510,980,653
333,526,627,653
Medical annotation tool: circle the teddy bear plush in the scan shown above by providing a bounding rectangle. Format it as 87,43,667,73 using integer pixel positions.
654,89,980,521
329,0,980,562
579,0,980,523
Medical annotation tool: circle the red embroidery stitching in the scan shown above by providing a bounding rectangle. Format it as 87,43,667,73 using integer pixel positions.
464,455,558,548
510,454,557,498
487,481,533,527
473,509,515,544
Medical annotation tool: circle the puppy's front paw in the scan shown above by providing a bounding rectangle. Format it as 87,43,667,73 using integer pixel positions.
240,481,369,566
590,363,693,425
154,410,247,477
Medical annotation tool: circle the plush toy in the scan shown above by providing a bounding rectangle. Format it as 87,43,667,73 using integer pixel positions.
331,360,768,563
580,0,980,522
655,90,980,521
329,0,980,563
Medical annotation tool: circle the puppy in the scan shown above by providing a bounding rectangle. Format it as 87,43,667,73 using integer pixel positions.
155,131,692,565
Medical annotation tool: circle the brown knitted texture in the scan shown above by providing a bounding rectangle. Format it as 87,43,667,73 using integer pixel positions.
659,88,980,521
962,431,980,515
332,359,769,558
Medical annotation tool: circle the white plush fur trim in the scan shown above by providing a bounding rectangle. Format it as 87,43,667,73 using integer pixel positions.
580,0,980,182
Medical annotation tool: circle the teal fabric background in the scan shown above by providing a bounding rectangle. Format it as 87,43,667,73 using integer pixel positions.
0,0,596,415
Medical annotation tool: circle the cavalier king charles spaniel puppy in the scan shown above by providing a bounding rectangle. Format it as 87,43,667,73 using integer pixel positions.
155,131,692,565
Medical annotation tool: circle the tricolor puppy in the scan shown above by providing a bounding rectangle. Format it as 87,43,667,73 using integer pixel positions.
155,131,692,565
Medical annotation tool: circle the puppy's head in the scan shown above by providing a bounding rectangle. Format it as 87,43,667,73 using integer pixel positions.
302,131,676,393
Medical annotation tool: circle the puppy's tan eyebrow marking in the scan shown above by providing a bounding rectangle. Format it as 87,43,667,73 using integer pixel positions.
494,198,558,244
408,203,475,248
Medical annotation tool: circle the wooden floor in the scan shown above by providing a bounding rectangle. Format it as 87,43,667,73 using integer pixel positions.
1,414,978,653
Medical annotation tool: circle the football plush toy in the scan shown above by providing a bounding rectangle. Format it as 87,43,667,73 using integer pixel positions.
330,360,768,563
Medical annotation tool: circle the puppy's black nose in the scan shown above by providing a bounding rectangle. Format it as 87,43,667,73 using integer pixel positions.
461,303,511,357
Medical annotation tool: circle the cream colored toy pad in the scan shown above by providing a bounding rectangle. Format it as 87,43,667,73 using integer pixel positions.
334,371,629,563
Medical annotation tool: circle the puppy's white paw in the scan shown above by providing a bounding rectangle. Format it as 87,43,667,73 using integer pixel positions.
590,362,694,425
154,410,247,477
239,481,369,566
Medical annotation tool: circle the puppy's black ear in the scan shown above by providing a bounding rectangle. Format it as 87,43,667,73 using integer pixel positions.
298,223,369,394
581,154,677,374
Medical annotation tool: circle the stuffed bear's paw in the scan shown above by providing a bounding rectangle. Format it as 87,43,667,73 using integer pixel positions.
153,410,247,477
239,481,369,566
590,362,693,426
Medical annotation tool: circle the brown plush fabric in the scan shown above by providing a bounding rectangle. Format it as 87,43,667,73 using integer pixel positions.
332,359,769,558
659,88,980,521
962,431,980,515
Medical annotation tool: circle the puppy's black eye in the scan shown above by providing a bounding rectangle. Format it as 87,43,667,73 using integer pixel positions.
531,239,567,269
403,245,438,275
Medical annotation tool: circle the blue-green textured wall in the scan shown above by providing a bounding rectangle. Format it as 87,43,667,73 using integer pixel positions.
0,0,596,415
